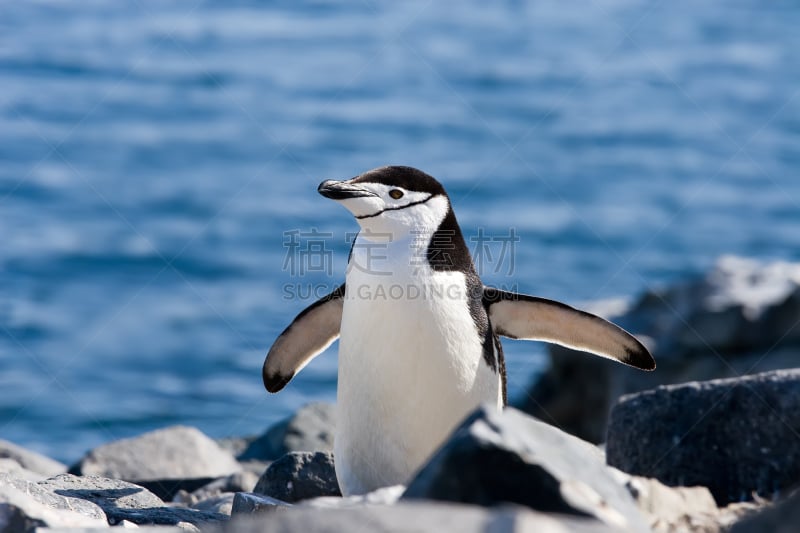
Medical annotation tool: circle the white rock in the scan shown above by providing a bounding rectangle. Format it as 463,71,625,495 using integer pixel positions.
73,426,241,481
0,458,46,482
609,468,719,531
0,479,108,531
0,440,66,477
302,485,405,508
191,493,236,516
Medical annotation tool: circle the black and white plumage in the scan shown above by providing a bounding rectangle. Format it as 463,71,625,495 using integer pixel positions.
262,166,655,496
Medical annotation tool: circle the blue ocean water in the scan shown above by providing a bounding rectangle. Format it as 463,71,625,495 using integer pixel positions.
1,1,799,463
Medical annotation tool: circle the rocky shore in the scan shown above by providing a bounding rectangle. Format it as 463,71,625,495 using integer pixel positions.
2,256,799,532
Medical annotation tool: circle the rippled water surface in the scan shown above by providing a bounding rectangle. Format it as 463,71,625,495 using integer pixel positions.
1,0,799,462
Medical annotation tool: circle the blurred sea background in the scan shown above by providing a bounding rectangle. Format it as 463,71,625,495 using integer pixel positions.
1,0,799,463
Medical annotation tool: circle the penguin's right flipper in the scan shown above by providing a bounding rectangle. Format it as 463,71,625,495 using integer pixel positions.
483,287,655,371
262,283,346,392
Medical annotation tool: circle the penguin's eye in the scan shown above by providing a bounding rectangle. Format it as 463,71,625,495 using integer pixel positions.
389,189,404,199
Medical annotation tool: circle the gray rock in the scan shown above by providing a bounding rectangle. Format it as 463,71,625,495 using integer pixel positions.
253,452,340,503
623,256,800,356
518,256,800,443
0,495,107,532
216,437,254,458
137,477,222,502
71,426,241,482
39,474,164,511
237,460,270,476
403,405,649,532
215,501,614,533
173,471,259,507
0,439,66,477
0,474,108,531
192,493,236,516
606,369,800,505
239,403,335,462
230,492,291,515
729,488,800,533
0,458,46,482
38,474,227,528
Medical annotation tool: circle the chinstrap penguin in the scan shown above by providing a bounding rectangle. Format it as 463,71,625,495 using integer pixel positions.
262,166,655,496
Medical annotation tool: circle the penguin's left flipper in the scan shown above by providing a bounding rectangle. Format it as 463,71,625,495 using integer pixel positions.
483,287,655,371
262,283,346,393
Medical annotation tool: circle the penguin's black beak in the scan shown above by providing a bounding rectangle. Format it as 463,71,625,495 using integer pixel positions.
318,180,378,200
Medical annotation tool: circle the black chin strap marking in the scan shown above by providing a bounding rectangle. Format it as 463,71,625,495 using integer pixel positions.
354,194,436,220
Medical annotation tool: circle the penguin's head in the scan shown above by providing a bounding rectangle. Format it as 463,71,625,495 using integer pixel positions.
318,166,450,240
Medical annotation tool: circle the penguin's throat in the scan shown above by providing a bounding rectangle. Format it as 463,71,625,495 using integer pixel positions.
353,196,450,245
355,226,436,250
348,230,435,279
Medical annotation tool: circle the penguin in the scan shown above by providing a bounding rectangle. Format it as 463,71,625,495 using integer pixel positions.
262,165,655,496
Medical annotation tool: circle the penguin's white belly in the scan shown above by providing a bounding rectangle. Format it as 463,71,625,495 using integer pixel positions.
335,268,502,495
